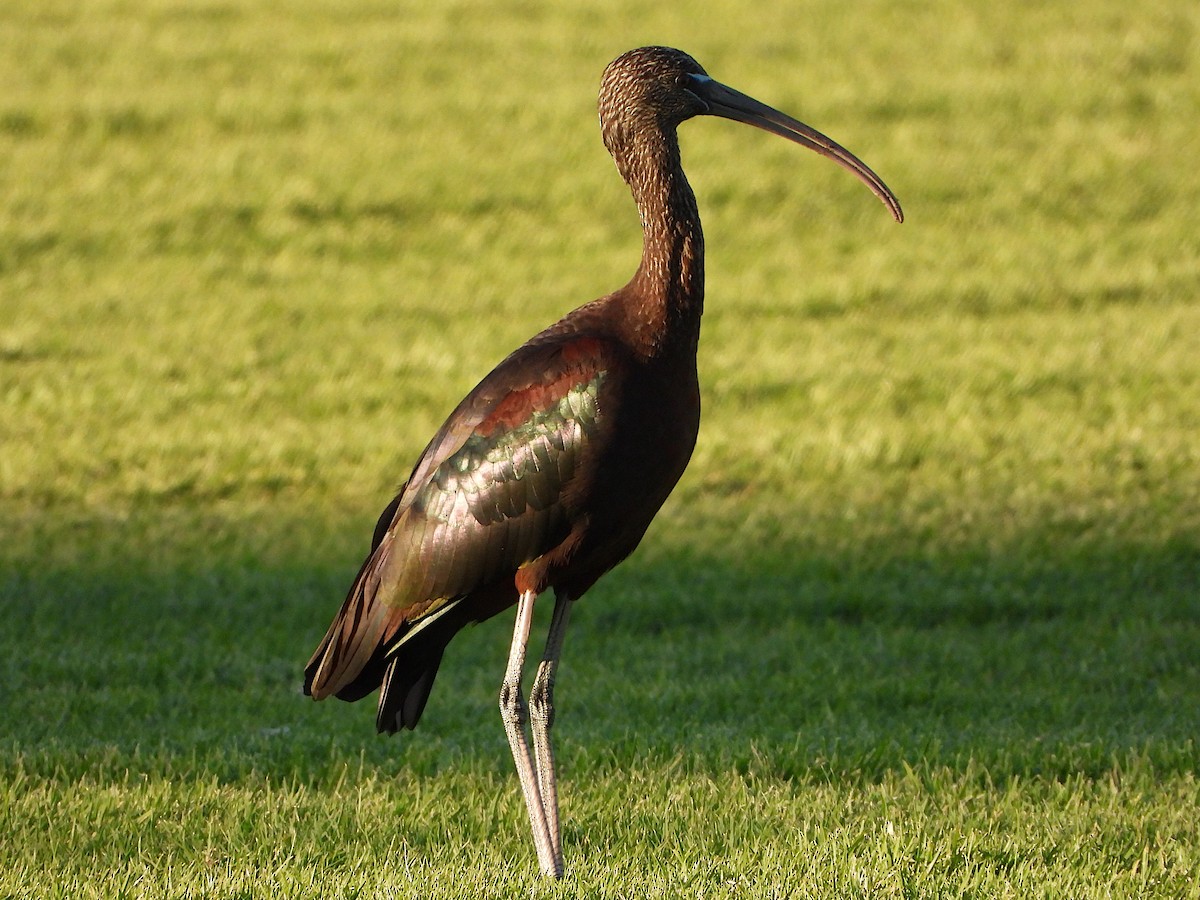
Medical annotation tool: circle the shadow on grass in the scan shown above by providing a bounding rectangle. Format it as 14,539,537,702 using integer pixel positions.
2,505,1197,786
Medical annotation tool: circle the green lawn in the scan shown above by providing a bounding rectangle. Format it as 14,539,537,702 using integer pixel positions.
2,0,1198,896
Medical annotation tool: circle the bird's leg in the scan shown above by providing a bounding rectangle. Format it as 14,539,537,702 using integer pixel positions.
529,594,573,871
499,589,560,878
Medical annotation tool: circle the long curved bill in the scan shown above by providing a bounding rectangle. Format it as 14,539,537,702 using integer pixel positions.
690,74,903,223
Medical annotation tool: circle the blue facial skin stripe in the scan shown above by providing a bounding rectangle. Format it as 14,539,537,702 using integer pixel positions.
686,74,714,111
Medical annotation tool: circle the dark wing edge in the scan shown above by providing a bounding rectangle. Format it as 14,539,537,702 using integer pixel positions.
302,521,404,704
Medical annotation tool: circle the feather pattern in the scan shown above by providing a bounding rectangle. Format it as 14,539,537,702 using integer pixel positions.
303,335,612,716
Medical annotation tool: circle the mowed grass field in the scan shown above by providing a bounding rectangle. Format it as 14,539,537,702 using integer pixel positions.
2,0,1199,896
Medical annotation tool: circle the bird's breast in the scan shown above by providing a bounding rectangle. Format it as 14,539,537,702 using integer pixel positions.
545,356,700,594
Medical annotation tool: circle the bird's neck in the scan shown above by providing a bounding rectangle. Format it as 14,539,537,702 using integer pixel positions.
618,130,705,360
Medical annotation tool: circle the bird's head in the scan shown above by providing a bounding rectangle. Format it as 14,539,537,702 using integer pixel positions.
599,46,712,135
599,46,903,223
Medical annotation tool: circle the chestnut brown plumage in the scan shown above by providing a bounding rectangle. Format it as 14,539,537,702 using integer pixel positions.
304,46,902,878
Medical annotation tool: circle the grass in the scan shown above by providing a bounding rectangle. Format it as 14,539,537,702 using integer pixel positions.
2,0,1199,896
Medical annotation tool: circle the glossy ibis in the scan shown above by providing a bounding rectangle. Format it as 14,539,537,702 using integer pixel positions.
304,46,902,878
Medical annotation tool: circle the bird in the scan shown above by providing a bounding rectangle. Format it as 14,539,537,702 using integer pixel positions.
304,45,902,879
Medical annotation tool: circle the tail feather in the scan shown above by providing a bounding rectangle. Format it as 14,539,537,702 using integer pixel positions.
372,581,513,732
376,646,448,733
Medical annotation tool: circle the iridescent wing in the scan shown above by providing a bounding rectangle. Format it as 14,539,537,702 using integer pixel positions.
304,334,616,705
